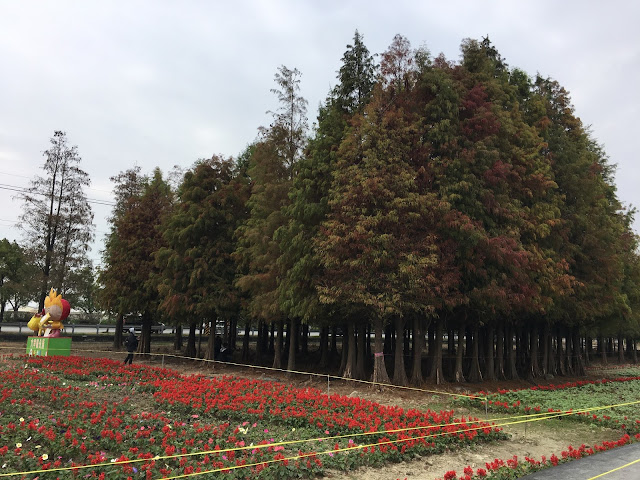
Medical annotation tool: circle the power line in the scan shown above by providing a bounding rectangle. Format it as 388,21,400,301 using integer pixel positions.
0,183,116,207
0,171,114,195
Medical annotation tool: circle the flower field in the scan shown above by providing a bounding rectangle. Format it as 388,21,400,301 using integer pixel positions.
0,355,506,479
444,372,640,479
461,376,640,434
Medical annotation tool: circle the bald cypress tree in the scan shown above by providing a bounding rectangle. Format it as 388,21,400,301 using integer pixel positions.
156,156,249,359
276,32,378,373
100,169,172,354
235,65,307,372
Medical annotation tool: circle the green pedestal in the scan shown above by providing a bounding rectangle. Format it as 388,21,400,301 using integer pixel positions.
26,336,72,357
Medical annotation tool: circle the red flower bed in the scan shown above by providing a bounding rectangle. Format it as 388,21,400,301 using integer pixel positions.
447,374,640,479
0,356,506,479
435,433,640,479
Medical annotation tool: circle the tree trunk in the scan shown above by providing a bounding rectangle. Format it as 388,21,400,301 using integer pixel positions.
454,321,466,383
371,317,390,384
242,321,250,361
185,320,197,358
197,319,203,358
366,323,372,360
517,327,527,373
528,325,541,379
114,312,124,351
618,333,625,364
270,321,276,354
556,331,566,376
427,316,445,384
573,327,585,376
229,316,237,351
173,323,183,351
262,322,270,355
565,331,574,375
541,324,550,376
392,316,408,386
330,325,338,357
384,323,393,354
484,324,496,381
467,323,483,382
223,318,229,346
599,336,608,365
301,322,309,357
286,318,298,375
342,320,356,379
273,320,284,369
255,320,264,363
354,322,366,380
404,324,411,361
505,323,519,380
338,323,348,376
447,328,455,357
410,316,425,386
140,311,152,355
319,326,329,368
205,321,215,360
495,323,505,380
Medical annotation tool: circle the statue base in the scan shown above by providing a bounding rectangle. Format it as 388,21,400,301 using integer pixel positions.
26,336,72,357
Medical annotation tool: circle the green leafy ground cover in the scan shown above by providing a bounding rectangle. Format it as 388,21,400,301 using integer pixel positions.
456,368,640,435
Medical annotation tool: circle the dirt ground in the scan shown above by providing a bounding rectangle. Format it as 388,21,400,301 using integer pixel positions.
0,341,632,480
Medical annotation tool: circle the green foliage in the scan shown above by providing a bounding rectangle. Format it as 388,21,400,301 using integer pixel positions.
276,32,378,323
99,168,172,320
235,139,291,320
316,54,457,317
0,239,37,317
17,131,94,309
532,76,628,327
334,30,378,114
235,65,308,322
471,378,640,431
156,156,249,322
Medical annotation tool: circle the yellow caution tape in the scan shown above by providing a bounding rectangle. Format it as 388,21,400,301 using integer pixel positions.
587,457,640,479
2,399,638,478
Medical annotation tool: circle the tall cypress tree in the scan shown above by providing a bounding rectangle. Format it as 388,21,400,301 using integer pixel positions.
235,65,307,371
276,32,378,373
156,156,248,359
100,168,172,354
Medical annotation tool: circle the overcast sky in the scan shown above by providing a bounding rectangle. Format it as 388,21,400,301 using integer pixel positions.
1,0,639,265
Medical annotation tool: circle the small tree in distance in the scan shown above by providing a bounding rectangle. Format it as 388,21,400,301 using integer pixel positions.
17,131,94,310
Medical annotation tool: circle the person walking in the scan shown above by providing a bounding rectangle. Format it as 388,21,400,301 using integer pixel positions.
124,327,138,365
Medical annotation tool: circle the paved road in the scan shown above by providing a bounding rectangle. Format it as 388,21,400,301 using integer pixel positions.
521,443,640,479
0,324,149,335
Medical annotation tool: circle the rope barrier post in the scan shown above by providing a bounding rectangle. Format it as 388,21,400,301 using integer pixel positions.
162,354,164,368
327,374,330,395
485,396,488,419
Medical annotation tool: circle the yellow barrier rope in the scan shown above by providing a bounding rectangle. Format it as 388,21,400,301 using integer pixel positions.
161,404,640,480
2,346,640,478
587,457,640,479
2,398,639,479
0,344,486,400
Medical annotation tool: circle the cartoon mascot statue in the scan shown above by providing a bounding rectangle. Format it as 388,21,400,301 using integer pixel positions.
27,288,70,337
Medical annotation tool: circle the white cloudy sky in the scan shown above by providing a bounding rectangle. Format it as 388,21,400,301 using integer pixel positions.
1,0,639,265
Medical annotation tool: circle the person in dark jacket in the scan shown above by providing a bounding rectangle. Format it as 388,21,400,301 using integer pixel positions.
124,327,138,365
